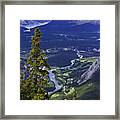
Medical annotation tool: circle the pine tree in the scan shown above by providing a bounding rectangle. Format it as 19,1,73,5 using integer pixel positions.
20,28,50,100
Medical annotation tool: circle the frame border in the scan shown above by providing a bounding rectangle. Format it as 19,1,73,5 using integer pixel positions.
0,0,119,119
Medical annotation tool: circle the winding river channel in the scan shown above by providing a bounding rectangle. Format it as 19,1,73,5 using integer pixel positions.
48,52,83,94
48,70,62,94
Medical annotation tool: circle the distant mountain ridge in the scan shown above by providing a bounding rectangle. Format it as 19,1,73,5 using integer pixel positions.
20,20,52,29
20,20,100,34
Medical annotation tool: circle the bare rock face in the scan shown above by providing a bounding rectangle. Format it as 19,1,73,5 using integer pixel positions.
77,58,100,85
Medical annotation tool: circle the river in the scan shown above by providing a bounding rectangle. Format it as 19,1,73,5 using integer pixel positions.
48,52,83,94
48,70,62,94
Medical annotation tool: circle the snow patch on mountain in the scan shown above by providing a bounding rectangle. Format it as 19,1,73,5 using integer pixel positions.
20,20,52,30
69,20,100,26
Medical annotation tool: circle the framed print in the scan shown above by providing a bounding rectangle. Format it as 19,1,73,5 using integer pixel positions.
0,0,119,119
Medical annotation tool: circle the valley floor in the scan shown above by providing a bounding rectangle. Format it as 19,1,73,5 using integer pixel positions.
47,57,100,100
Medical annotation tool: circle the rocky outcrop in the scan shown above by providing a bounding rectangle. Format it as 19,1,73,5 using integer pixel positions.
77,58,100,85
